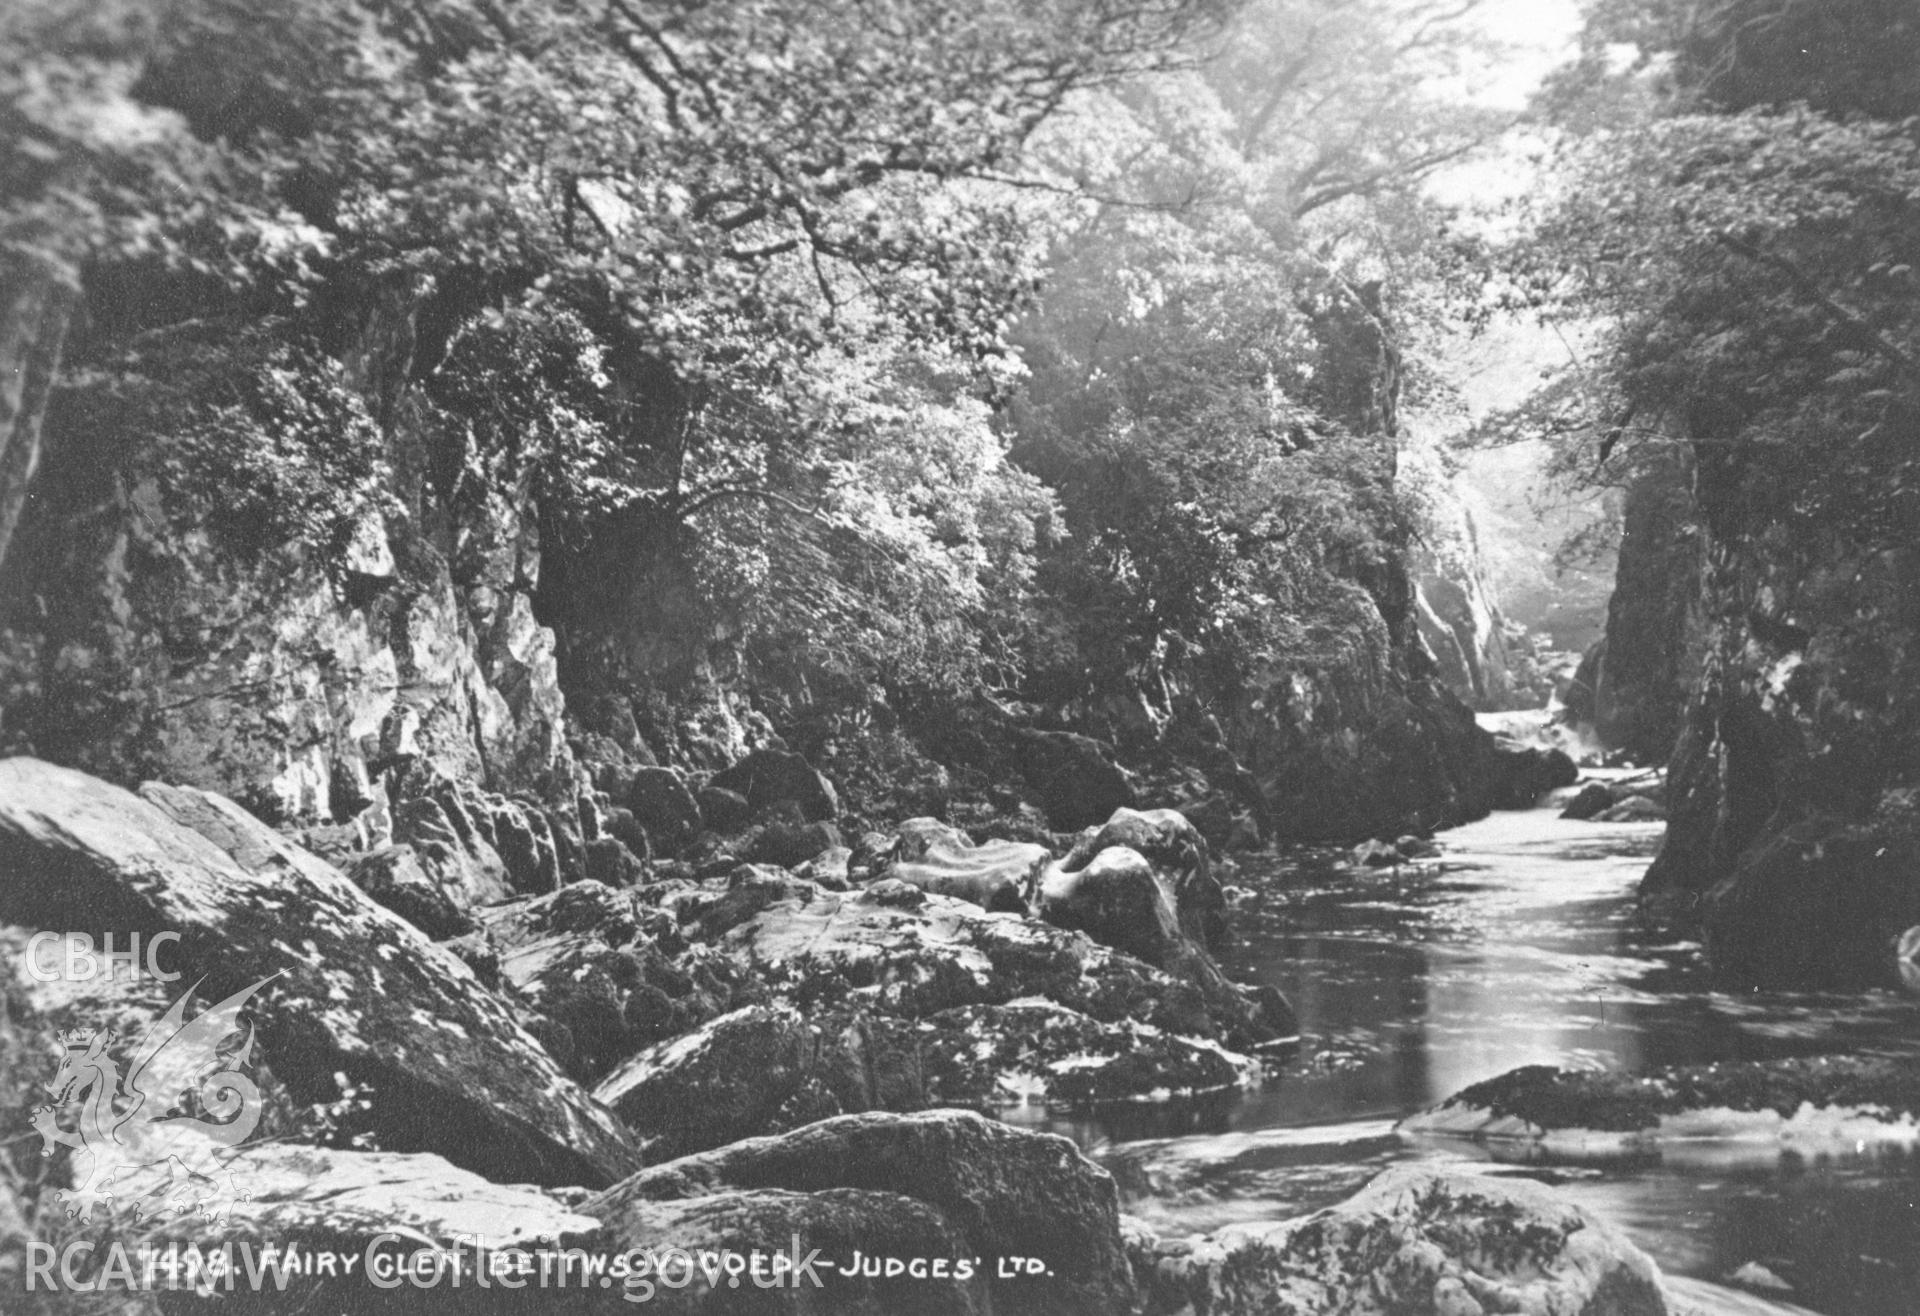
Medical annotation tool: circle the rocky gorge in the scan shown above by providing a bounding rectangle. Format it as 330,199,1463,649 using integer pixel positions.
6,0,1920,1311
1,751,1712,1316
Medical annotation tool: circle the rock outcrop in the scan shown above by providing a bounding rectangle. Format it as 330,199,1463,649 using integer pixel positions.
1173,541,1500,845
1416,569,1514,712
1560,451,1706,765
589,1109,1138,1315
477,881,750,1085
1011,729,1138,831
1638,468,1920,985
0,758,642,1188
1129,1165,1669,1316
708,749,841,824
1486,737,1578,810
1402,1056,1920,1161
0,344,572,825
589,864,1288,1156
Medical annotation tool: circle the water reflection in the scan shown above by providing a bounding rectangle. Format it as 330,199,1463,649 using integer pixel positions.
1047,805,1920,1315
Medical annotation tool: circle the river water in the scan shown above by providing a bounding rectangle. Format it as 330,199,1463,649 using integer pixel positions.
1040,793,1920,1315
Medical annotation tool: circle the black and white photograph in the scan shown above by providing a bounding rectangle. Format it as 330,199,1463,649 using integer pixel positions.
2,0,1917,1312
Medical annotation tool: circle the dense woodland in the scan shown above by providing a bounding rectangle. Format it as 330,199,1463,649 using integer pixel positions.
0,0,1505,778
4,3,1920,1314
0,0,1914,907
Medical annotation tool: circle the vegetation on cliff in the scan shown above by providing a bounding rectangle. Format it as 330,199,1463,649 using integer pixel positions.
1511,0,1920,979
2,0,1524,842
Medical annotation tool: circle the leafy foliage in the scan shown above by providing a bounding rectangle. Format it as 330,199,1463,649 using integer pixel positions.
1003,0,1510,695
1542,0,1920,125
17,0,1520,710
1517,2,1920,548
57,320,398,556
18,0,1244,692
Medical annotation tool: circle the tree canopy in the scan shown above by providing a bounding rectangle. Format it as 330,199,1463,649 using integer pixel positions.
1505,0,1920,553
7,0,1529,708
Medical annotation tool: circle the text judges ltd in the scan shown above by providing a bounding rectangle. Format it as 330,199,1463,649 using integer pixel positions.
29,1237,1054,1298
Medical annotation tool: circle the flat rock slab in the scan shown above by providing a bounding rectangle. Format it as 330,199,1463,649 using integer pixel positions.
883,818,1044,913
132,1143,603,1247
1401,1057,1920,1159
0,758,641,1189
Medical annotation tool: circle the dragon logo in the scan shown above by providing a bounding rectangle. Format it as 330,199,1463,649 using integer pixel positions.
31,975,278,1223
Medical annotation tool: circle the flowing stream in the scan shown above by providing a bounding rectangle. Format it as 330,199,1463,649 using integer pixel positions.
1034,770,1920,1314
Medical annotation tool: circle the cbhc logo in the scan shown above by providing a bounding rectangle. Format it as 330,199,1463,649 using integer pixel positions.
25,932,183,982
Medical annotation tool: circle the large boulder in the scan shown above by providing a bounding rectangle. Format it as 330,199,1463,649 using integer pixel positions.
709,749,840,823
629,765,704,854
881,817,1044,913
749,818,844,869
587,1188,978,1315
1060,808,1223,948
1035,847,1184,970
588,1109,1138,1316
697,784,753,833
1558,781,1615,821
594,1004,927,1163
1036,812,1290,1042
1700,807,1920,989
104,1145,607,1314
0,758,642,1189
1487,737,1578,810
1013,729,1136,831
1595,796,1666,822
1131,1165,1669,1316
136,1141,603,1249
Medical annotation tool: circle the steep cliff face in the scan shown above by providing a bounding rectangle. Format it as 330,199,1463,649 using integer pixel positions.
0,296,575,829
1035,529,1498,847
1641,531,1920,985
1215,571,1498,842
1636,426,1920,986
1400,431,1599,717
1415,570,1512,710
1410,476,1519,715
1164,306,1500,844
1562,450,1706,763
0,266,1496,857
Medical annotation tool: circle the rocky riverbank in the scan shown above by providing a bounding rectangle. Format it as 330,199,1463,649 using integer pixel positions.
0,753,1703,1314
